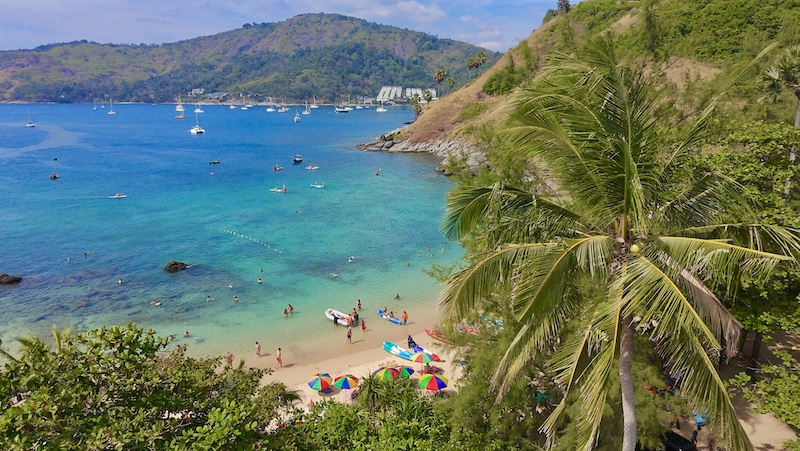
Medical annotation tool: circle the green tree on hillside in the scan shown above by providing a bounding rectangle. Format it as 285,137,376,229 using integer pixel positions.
434,68,447,95
439,35,800,451
759,45,800,129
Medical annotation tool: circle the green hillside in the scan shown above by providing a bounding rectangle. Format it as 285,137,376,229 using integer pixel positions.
0,13,500,103
404,0,800,144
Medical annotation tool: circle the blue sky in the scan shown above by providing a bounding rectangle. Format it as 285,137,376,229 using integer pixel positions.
0,0,559,52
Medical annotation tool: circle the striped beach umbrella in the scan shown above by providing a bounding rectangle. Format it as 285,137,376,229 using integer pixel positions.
410,352,434,364
372,367,399,380
308,373,333,391
418,374,448,391
333,374,359,389
394,366,415,379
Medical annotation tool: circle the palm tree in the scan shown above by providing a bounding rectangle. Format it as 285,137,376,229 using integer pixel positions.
758,45,800,129
434,69,447,95
439,35,800,451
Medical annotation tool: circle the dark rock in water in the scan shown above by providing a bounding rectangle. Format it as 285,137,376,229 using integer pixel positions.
0,274,22,284
164,260,189,272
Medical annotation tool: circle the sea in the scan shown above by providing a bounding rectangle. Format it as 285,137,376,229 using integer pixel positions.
0,103,462,362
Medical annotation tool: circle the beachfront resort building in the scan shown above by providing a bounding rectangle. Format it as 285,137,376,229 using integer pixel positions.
376,86,437,103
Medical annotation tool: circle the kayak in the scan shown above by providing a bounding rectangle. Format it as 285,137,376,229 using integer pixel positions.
377,309,402,325
425,329,449,344
383,341,413,360
383,341,440,362
325,308,351,326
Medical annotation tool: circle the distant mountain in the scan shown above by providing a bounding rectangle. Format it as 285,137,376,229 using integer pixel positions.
0,13,500,104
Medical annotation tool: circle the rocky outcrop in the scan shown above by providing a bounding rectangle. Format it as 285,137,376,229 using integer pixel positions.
164,261,189,272
357,136,488,175
0,274,22,284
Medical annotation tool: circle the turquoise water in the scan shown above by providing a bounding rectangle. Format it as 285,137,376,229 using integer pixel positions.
0,104,461,360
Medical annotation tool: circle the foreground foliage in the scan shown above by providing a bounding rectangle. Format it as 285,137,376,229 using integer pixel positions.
0,324,298,450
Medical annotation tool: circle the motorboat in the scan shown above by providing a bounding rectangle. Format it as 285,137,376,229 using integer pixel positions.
325,308,351,326
294,112,301,123
270,186,288,193
292,154,303,164
334,106,349,113
49,172,58,180
305,164,319,170
109,193,127,199
189,124,205,134
266,107,275,112
273,165,284,171
209,159,220,165
310,182,325,189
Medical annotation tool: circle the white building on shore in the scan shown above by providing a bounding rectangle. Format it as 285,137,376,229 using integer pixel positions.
376,86,436,102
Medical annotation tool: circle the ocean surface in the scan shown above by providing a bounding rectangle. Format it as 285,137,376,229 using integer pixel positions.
0,103,462,361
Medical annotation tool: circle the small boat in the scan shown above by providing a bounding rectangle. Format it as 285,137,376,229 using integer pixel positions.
310,182,325,189
175,112,185,120
269,186,288,193
189,112,205,134
194,103,204,113
376,101,387,113
26,112,35,127
229,104,237,110
266,107,275,112
150,301,162,306
292,154,303,164
175,95,185,112
49,172,58,180
107,99,116,115
305,164,319,170
273,165,284,172
383,341,414,360
294,112,301,123
325,308,351,326
334,106,349,113
109,193,127,199
209,159,220,165
377,309,403,325
425,329,449,344
302,101,311,115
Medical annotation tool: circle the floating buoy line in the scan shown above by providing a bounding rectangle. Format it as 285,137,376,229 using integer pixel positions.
220,229,282,254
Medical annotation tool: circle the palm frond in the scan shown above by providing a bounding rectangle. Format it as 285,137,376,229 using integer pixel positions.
656,172,755,231
656,236,789,293
438,244,552,320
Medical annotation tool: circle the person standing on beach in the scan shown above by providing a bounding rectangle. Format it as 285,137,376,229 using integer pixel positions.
402,311,408,325
361,320,366,332
357,299,362,310
275,348,282,368
255,341,261,356
346,327,352,344
224,351,233,367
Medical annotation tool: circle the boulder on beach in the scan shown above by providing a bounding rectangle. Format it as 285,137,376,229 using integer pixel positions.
163,261,189,273
0,274,22,285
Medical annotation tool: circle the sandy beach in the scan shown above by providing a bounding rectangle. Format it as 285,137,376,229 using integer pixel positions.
249,313,463,408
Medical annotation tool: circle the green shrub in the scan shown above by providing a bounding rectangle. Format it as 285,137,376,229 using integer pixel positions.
458,102,488,121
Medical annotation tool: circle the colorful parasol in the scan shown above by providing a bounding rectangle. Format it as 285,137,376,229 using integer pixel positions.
308,373,333,391
372,367,399,380
410,352,434,364
333,374,359,389
394,366,415,379
418,373,448,391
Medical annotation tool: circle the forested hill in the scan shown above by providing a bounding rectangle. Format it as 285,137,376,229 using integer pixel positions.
0,13,501,104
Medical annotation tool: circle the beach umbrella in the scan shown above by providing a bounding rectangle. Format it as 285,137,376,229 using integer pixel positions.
308,373,333,391
333,374,359,389
394,366,415,379
410,352,434,364
418,373,448,391
372,367,399,380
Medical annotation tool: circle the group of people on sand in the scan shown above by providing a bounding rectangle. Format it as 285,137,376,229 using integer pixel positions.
381,306,410,325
